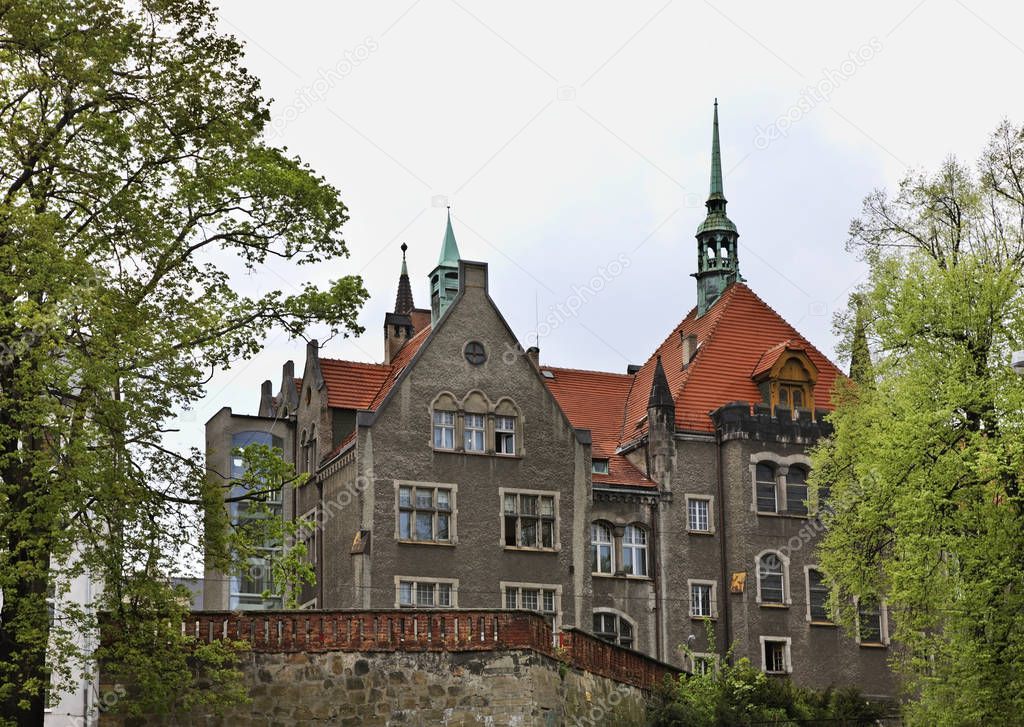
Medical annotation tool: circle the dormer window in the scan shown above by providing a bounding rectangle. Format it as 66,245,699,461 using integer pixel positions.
592,459,610,475
751,344,819,418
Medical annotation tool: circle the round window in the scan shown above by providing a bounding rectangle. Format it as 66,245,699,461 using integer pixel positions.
464,341,486,365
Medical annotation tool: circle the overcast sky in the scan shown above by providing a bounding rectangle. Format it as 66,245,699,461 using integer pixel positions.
165,0,1024,455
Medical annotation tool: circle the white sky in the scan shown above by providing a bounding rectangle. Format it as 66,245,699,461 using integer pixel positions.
165,0,1024,454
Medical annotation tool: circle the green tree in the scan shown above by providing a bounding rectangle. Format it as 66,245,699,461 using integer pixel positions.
0,1,366,724
812,122,1024,725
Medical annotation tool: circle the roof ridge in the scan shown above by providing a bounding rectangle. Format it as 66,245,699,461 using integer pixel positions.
543,365,633,378
319,357,392,370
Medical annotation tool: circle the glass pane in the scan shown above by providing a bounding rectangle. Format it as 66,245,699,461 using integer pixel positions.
541,521,554,548
398,486,412,508
542,590,554,613
503,494,517,514
399,581,413,605
416,583,434,606
757,483,777,513
521,495,538,515
521,518,537,547
787,484,808,515
438,583,452,607
505,589,518,610
415,512,433,540
756,463,775,482
504,516,517,546
539,497,554,517
598,545,612,573
437,513,449,541
399,511,411,539
791,387,804,408
522,589,538,610
437,489,450,511
416,488,433,509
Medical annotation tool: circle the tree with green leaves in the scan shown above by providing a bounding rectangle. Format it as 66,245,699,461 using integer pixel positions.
0,1,365,724
812,121,1024,725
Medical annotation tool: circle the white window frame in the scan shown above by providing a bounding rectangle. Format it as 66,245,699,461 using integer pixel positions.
749,452,813,516
495,414,516,455
432,410,456,450
689,652,719,675
592,608,636,649
759,636,793,674
499,488,560,551
463,412,486,452
622,524,648,577
395,480,458,544
688,579,718,619
591,458,610,475
854,596,890,646
500,581,562,634
684,494,715,534
590,522,615,575
804,566,833,624
394,576,459,608
755,550,791,606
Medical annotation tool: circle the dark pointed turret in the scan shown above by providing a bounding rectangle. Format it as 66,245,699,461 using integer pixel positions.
648,355,674,411
693,100,741,316
394,242,415,315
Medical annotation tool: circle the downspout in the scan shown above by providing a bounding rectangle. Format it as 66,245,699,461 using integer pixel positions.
715,429,732,660
649,497,664,662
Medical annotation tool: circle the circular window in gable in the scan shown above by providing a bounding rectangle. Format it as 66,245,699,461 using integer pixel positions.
464,341,486,366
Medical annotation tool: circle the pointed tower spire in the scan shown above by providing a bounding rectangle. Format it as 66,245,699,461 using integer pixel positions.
430,207,462,323
709,98,725,202
693,99,741,316
848,293,873,385
648,355,674,411
394,242,414,315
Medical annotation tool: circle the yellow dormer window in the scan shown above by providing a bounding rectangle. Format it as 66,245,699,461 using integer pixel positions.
752,345,819,417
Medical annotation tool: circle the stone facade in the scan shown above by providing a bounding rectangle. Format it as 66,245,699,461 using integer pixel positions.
99,610,668,726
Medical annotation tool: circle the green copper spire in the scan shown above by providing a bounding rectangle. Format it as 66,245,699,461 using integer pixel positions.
693,100,741,316
430,208,462,323
709,98,725,202
438,207,461,266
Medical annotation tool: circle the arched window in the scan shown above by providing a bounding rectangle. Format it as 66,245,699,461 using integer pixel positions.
756,463,777,513
431,393,458,450
591,522,614,574
593,611,634,648
786,466,808,515
622,525,648,577
299,429,309,473
758,552,785,604
309,424,318,472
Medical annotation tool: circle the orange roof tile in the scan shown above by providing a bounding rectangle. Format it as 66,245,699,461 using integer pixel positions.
369,325,431,410
543,366,654,488
622,283,844,437
318,359,392,410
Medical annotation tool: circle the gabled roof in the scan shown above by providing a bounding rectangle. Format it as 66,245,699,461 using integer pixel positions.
620,283,844,438
751,339,807,379
317,326,432,413
542,366,654,489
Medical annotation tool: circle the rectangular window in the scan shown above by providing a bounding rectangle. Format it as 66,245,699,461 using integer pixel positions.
786,469,808,516
755,464,777,513
690,582,714,618
396,578,456,608
808,570,830,622
691,654,716,676
592,459,610,474
464,413,485,452
763,640,788,674
687,497,711,532
433,411,455,450
495,415,516,454
503,584,558,614
398,484,452,543
502,490,557,550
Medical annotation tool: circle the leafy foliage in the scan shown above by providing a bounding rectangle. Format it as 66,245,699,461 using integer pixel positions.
0,0,365,723
812,122,1024,725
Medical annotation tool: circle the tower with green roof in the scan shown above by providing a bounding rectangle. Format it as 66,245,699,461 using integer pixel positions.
430,208,461,323
693,99,741,315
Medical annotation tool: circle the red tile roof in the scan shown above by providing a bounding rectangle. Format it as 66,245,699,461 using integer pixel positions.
621,283,844,437
318,359,392,410
542,366,654,488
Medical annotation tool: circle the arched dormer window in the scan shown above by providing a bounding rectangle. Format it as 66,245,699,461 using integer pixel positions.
461,391,489,453
751,344,819,417
431,392,523,458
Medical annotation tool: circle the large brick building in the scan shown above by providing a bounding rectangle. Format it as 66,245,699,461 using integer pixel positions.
204,103,896,698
